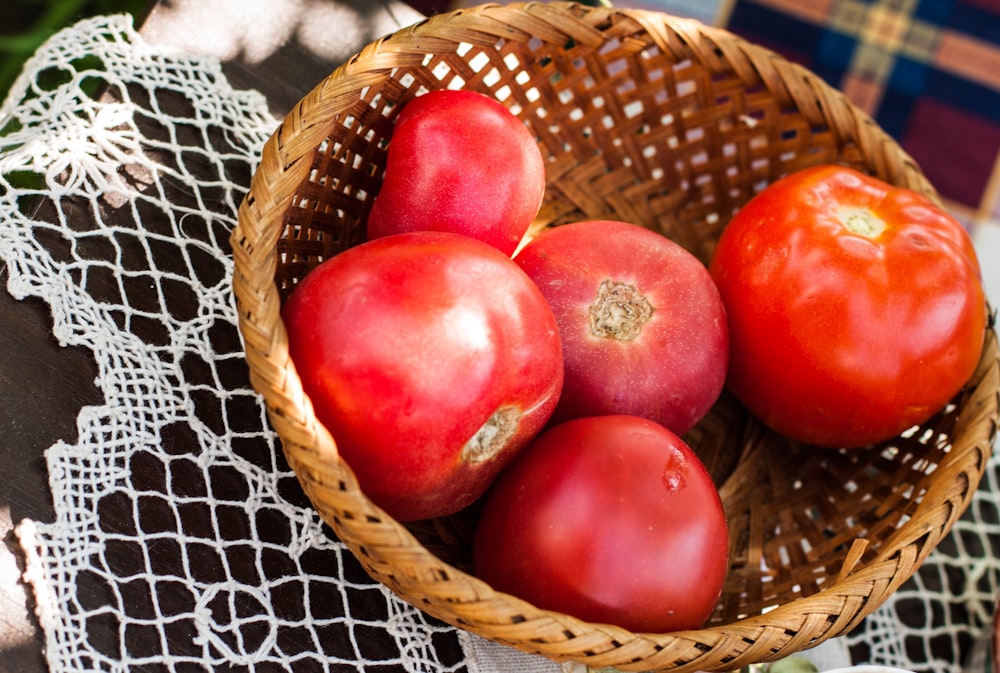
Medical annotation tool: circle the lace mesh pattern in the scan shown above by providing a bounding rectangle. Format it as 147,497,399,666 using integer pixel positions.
3,15,467,673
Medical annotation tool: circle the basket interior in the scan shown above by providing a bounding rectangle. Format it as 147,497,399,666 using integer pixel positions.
261,4,995,629
274,6,884,293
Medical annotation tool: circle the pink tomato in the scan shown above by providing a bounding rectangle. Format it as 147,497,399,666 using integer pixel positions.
473,414,729,633
366,89,546,256
514,220,728,435
282,231,564,521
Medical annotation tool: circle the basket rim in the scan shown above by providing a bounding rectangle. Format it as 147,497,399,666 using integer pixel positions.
230,3,1000,670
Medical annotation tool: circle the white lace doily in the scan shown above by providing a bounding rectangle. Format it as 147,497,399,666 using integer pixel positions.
1,14,470,673
2,12,998,673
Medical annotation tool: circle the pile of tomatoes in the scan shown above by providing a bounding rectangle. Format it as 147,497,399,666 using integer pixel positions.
282,89,987,634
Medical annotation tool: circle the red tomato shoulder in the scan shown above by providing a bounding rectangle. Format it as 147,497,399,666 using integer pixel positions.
709,165,986,448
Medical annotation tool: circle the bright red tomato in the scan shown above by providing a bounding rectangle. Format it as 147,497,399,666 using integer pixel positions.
366,89,546,256
710,165,986,448
514,220,729,435
472,414,729,633
282,231,564,522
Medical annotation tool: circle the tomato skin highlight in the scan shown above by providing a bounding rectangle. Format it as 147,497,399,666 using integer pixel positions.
514,220,729,435
282,231,564,522
710,165,987,448
472,415,729,633
366,89,546,256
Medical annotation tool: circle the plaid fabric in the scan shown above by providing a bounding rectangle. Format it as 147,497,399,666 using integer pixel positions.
725,0,1000,221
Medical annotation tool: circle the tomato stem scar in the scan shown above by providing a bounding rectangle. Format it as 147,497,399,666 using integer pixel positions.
838,207,886,238
589,279,654,341
462,406,521,463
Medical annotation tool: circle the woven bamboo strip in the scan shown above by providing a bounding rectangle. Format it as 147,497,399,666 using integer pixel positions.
231,4,1000,670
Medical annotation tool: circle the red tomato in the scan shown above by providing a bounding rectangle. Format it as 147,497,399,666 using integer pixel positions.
514,220,729,435
366,89,546,256
282,231,564,522
710,165,986,448
472,415,729,633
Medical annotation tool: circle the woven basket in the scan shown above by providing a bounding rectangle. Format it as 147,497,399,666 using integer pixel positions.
231,3,1000,671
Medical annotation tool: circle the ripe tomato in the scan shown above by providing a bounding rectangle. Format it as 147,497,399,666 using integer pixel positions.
710,165,986,448
282,231,564,522
366,89,546,256
514,220,729,435
472,414,729,633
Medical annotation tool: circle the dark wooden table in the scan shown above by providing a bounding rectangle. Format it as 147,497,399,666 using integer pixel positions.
0,1,430,670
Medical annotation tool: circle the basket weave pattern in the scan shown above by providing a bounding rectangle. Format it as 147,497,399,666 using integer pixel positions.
231,3,1000,671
